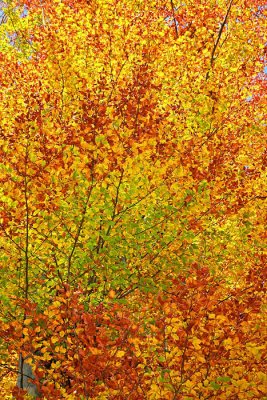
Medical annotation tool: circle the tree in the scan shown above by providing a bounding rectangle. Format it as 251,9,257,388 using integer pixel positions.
0,0,266,398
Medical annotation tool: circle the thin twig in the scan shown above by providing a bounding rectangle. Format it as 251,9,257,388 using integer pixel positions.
206,0,234,79
170,0,178,39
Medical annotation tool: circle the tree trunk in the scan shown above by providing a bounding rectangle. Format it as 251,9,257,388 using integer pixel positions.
17,354,40,399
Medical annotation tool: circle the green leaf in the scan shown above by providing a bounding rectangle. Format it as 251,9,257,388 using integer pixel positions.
217,376,231,383
210,381,221,390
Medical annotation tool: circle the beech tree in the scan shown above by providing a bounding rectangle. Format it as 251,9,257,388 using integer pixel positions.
0,0,266,399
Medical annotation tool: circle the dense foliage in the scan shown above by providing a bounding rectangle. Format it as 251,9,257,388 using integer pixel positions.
0,0,266,399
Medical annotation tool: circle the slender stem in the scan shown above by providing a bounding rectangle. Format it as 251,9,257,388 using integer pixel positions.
170,0,178,39
67,178,94,282
19,140,30,390
210,0,234,66
19,353,25,390
24,142,30,300
206,0,234,79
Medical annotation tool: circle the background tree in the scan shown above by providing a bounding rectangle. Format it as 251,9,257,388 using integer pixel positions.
0,0,266,398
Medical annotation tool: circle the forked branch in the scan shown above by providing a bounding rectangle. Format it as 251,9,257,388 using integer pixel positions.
206,0,234,79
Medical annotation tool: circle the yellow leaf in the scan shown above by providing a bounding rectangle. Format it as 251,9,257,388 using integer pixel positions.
116,350,125,358
223,338,232,350
59,346,66,354
51,336,58,344
192,337,201,350
196,355,206,363
208,313,215,319
42,352,52,361
185,380,195,388
22,328,29,336
67,336,73,344
89,347,101,355
108,289,116,299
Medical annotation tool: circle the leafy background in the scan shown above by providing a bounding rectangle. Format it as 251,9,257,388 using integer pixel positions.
0,0,266,398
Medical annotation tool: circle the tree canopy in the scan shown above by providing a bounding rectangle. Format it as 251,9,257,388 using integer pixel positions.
0,0,266,399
